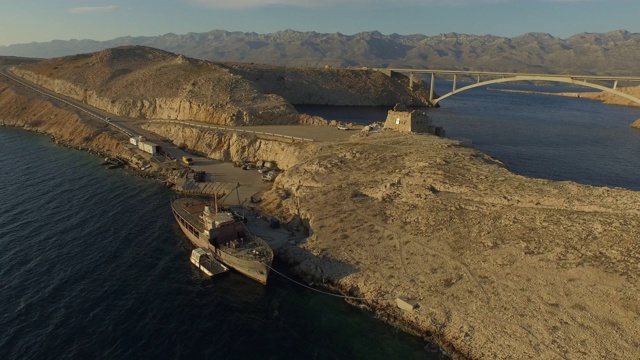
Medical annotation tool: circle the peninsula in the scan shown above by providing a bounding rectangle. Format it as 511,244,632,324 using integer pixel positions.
1,47,639,359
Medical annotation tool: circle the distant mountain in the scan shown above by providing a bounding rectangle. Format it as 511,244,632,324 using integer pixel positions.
2,29,640,76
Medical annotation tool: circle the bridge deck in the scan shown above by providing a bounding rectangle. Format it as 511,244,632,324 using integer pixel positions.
370,68,640,106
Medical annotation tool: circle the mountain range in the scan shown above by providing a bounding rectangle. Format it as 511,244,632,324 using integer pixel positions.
2,29,640,76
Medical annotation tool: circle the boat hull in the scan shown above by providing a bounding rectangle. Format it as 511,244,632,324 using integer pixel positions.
172,200,272,284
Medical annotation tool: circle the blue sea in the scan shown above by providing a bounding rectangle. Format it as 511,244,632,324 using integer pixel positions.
3,83,640,360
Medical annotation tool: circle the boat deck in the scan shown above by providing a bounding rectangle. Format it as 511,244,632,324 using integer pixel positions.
172,197,206,233
220,239,271,262
173,197,274,284
199,256,229,277
190,248,229,277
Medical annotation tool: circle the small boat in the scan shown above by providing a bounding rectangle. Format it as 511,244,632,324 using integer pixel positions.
190,248,229,277
172,197,274,284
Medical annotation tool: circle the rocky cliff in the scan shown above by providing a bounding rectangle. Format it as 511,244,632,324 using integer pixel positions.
11,47,305,126
223,62,432,106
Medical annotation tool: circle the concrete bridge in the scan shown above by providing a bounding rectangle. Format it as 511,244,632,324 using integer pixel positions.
374,69,640,107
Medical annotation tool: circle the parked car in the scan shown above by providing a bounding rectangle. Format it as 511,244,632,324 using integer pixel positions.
262,171,278,182
182,156,194,165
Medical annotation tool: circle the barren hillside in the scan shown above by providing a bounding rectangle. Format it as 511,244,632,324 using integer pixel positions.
223,62,431,106
9,46,431,126
12,47,304,126
0,56,40,66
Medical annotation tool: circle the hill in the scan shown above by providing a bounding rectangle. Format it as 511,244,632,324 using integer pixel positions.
9,46,431,126
2,30,640,75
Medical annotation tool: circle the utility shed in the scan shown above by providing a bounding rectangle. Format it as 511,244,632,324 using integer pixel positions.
138,140,161,155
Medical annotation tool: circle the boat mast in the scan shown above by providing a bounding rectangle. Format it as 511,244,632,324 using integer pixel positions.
235,182,244,219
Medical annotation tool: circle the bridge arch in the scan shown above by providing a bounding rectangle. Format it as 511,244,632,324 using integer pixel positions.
432,75,640,106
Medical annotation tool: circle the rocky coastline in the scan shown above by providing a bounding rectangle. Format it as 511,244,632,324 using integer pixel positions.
3,69,640,359
489,86,640,128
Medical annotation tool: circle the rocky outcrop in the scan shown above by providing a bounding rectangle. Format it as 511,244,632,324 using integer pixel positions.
11,57,304,126
631,119,640,129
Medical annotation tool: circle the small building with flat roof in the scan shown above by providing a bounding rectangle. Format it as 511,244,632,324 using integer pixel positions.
383,104,444,136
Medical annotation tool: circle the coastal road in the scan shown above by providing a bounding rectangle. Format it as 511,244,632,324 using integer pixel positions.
0,65,139,138
0,66,358,143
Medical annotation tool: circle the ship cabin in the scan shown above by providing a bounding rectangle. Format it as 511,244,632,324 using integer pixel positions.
201,206,247,248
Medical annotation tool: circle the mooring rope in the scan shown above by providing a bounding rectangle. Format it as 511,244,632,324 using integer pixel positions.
266,264,397,301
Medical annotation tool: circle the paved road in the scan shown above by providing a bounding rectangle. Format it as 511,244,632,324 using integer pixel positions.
1,65,358,143
0,65,362,202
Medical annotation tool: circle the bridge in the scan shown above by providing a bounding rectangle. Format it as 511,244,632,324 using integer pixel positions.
374,68,640,107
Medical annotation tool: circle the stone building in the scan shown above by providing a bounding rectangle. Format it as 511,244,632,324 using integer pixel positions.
383,104,445,136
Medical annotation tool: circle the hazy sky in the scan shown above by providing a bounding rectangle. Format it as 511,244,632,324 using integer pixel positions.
2,0,639,46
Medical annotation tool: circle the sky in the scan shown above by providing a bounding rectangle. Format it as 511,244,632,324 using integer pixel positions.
1,0,640,46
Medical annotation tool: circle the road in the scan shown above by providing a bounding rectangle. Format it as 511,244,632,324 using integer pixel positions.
0,64,359,149
2,65,358,202
0,65,358,142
